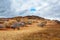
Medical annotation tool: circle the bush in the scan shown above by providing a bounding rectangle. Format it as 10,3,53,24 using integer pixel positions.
37,21,47,27
0,24,5,28
19,22,26,27
11,22,22,30
27,21,32,25
54,20,60,24
26,20,32,25
4,20,17,28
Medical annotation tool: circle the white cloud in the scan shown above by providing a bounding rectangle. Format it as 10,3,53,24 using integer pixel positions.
0,0,60,21
10,0,60,20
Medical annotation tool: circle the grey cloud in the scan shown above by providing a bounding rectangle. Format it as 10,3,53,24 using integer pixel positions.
0,0,60,21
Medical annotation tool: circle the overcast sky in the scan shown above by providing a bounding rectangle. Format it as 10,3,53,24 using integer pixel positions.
0,0,60,20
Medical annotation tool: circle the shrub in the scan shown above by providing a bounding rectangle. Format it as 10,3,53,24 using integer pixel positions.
54,20,60,24
0,24,5,28
26,20,32,25
37,21,47,27
19,22,26,27
4,20,17,28
11,22,22,30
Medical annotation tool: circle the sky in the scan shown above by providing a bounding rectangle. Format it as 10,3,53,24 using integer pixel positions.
0,0,60,20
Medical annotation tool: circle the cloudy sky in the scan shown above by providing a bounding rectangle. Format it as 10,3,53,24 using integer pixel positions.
0,0,60,20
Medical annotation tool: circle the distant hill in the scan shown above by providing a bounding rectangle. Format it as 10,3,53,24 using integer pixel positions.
0,15,60,24
0,15,44,21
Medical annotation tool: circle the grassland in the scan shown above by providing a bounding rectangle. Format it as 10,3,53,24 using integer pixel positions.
0,16,60,40
0,24,60,40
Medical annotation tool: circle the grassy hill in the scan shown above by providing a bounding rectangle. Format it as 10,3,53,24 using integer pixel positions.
0,15,60,40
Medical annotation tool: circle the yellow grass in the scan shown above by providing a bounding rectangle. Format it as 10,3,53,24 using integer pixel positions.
0,25,60,40
0,17,60,40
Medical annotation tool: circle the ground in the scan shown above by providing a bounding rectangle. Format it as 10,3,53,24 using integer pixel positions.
0,16,60,40
0,23,60,40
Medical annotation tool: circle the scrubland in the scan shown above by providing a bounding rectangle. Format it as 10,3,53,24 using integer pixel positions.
0,16,60,40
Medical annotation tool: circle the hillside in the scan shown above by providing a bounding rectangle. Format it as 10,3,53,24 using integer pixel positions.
0,16,60,40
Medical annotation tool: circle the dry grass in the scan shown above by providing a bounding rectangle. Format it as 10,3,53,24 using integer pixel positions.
0,26,46,40
0,17,60,40
0,25,60,40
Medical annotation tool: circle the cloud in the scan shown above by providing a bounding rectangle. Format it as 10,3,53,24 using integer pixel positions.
0,0,60,21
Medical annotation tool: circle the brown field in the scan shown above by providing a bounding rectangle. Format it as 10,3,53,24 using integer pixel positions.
0,16,60,40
